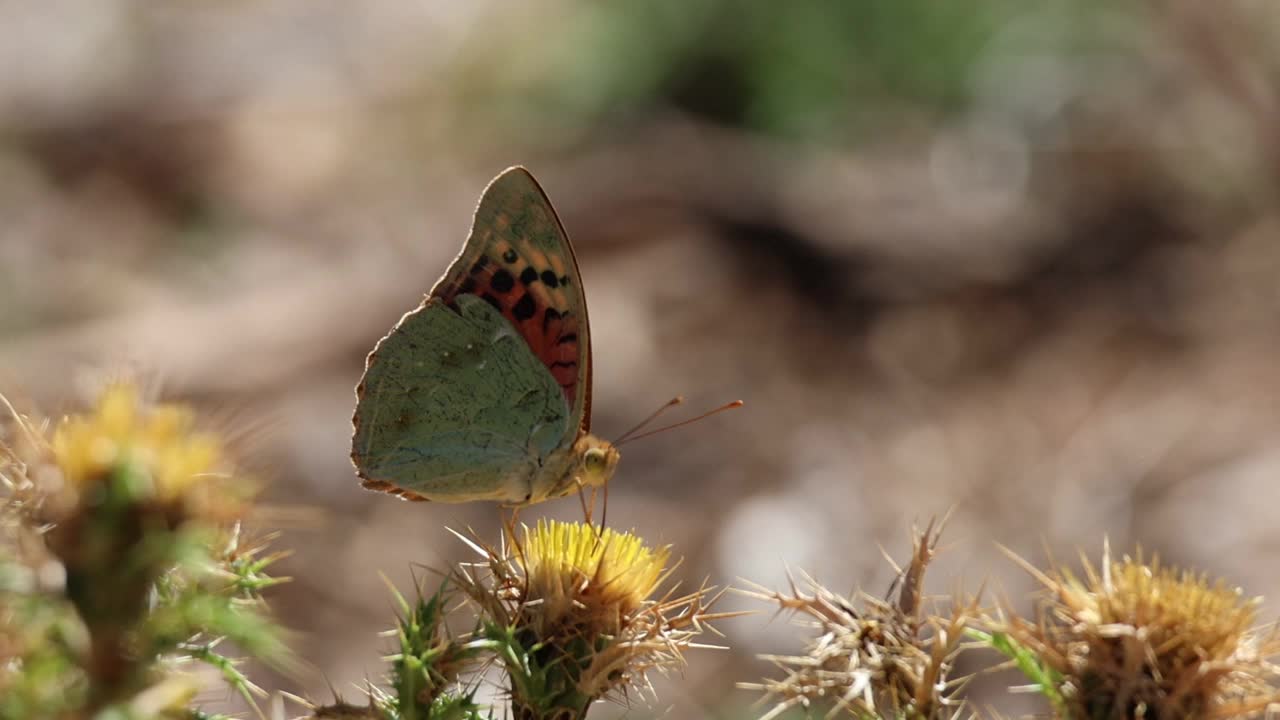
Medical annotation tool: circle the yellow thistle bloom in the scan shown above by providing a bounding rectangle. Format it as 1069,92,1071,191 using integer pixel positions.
452,520,727,719
519,519,670,635
50,383,231,515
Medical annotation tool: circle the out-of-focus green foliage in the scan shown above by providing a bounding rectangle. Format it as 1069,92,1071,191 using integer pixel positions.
0,513,288,719
464,0,1125,142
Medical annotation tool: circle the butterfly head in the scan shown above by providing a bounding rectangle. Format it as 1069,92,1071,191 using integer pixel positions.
574,434,620,489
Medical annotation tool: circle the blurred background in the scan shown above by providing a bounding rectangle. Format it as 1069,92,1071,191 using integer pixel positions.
3,0,1280,715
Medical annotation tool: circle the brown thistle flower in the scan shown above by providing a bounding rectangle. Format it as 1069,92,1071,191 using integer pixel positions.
741,519,976,720
452,519,732,720
992,541,1280,719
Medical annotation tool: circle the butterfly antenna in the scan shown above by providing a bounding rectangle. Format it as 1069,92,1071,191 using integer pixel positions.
614,396,685,445
616,400,744,445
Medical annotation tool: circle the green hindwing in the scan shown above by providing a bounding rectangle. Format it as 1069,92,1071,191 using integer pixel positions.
352,294,573,502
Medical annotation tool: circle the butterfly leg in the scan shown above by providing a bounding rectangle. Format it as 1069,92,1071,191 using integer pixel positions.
502,504,522,533
599,480,608,532
500,509,532,598
574,478,593,526
590,486,602,528
573,478,609,548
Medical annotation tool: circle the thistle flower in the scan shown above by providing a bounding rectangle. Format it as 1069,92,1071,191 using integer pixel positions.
742,519,975,720
49,382,238,521
0,383,278,717
453,519,728,720
519,519,672,639
988,542,1280,719
40,383,248,635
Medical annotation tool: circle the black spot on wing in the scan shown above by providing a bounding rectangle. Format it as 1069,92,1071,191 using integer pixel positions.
481,293,503,312
520,266,539,285
556,333,577,345
541,270,559,288
491,269,515,293
513,292,537,321
460,277,477,294
503,248,518,263
542,307,561,332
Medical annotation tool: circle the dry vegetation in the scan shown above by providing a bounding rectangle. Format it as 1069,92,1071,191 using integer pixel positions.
5,0,1280,717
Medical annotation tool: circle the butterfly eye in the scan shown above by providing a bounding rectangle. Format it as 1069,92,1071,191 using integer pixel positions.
584,448,607,471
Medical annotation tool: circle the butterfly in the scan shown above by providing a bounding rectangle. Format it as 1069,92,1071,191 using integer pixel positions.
351,167,620,505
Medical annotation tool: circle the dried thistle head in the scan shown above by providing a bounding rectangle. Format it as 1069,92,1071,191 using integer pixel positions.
742,519,975,720
452,519,730,720
992,542,1280,719
0,393,58,568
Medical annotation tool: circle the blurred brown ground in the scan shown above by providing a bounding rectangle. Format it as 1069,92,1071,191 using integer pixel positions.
3,1,1280,716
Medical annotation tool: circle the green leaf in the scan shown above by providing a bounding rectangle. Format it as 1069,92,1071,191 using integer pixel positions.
969,629,1067,713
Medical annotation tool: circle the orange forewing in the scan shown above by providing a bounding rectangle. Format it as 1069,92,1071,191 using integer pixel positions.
429,168,592,430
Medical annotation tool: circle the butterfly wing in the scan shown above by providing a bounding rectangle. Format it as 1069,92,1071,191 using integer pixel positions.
431,167,593,436
352,167,592,503
352,294,573,502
